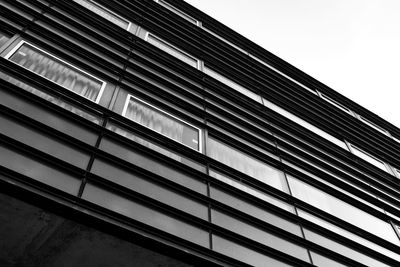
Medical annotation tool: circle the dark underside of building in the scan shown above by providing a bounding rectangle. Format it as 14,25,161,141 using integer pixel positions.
2,0,400,266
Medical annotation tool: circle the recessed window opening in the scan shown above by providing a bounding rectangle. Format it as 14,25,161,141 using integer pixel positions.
155,0,199,25
319,92,353,115
4,41,106,103
122,94,202,152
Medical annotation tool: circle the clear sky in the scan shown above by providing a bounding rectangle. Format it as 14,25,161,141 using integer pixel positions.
185,0,400,129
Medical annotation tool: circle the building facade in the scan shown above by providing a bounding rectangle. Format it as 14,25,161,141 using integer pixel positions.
1,0,400,266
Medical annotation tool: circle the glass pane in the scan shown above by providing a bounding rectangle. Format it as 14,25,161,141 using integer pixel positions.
72,0,130,29
262,98,347,150
99,137,206,194
107,122,205,172
0,144,81,195
209,169,293,212
298,209,400,262
146,34,198,68
350,145,388,172
288,176,400,245
207,137,288,192
212,235,292,267
204,66,262,103
210,186,301,236
212,210,310,262
91,159,208,219
309,252,347,267
0,88,98,145
304,229,390,267
7,42,104,102
82,183,209,247
0,71,102,124
123,95,200,151
0,114,90,169
0,31,10,48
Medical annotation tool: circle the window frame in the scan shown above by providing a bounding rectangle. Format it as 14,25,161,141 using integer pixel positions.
155,0,199,26
4,40,107,104
357,115,389,136
145,32,201,69
318,91,354,115
347,143,393,174
122,94,203,152
73,0,133,31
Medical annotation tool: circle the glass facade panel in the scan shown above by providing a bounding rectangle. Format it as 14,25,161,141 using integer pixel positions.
207,137,288,192
309,252,347,267
304,228,390,267
106,122,205,172
212,209,310,262
91,159,208,219
0,31,10,48
0,71,102,124
99,138,206,194
298,209,400,261
212,235,292,267
72,0,130,30
349,144,388,172
288,176,399,245
122,95,201,151
82,183,209,247
0,88,98,145
210,186,301,235
204,65,262,103
146,33,199,68
263,98,348,150
6,41,105,103
209,169,293,212
0,114,90,169
0,144,80,195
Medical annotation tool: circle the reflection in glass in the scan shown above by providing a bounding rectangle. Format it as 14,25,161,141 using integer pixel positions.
106,122,204,172
0,71,101,124
298,209,400,262
123,95,200,151
350,144,388,172
204,65,262,103
288,176,399,245
73,0,131,29
82,183,209,247
262,98,347,150
7,42,104,102
207,137,288,192
212,235,292,267
309,252,347,267
212,210,310,262
209,169,292,212
304,228,390,267
0,31,10,48
146,34,199,68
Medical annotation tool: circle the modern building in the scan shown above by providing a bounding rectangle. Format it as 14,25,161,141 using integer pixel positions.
2,0,400,266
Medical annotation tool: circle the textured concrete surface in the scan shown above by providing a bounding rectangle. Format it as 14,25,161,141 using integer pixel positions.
0,192,194,267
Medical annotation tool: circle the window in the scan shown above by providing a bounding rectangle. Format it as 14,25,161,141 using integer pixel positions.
249,54,316,95
319,92,353,115
5,41,106,103
72,0,132,30
207,137,288,192
145,33,200,69
358,115,389,136
287,175,400,245
204,65,262,103
155,0,199,25
348,144,390,173
262,98,348,150
202,26,248,54
122,95,201,151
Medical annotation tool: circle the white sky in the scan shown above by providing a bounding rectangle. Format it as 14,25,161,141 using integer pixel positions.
185,0,400,129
